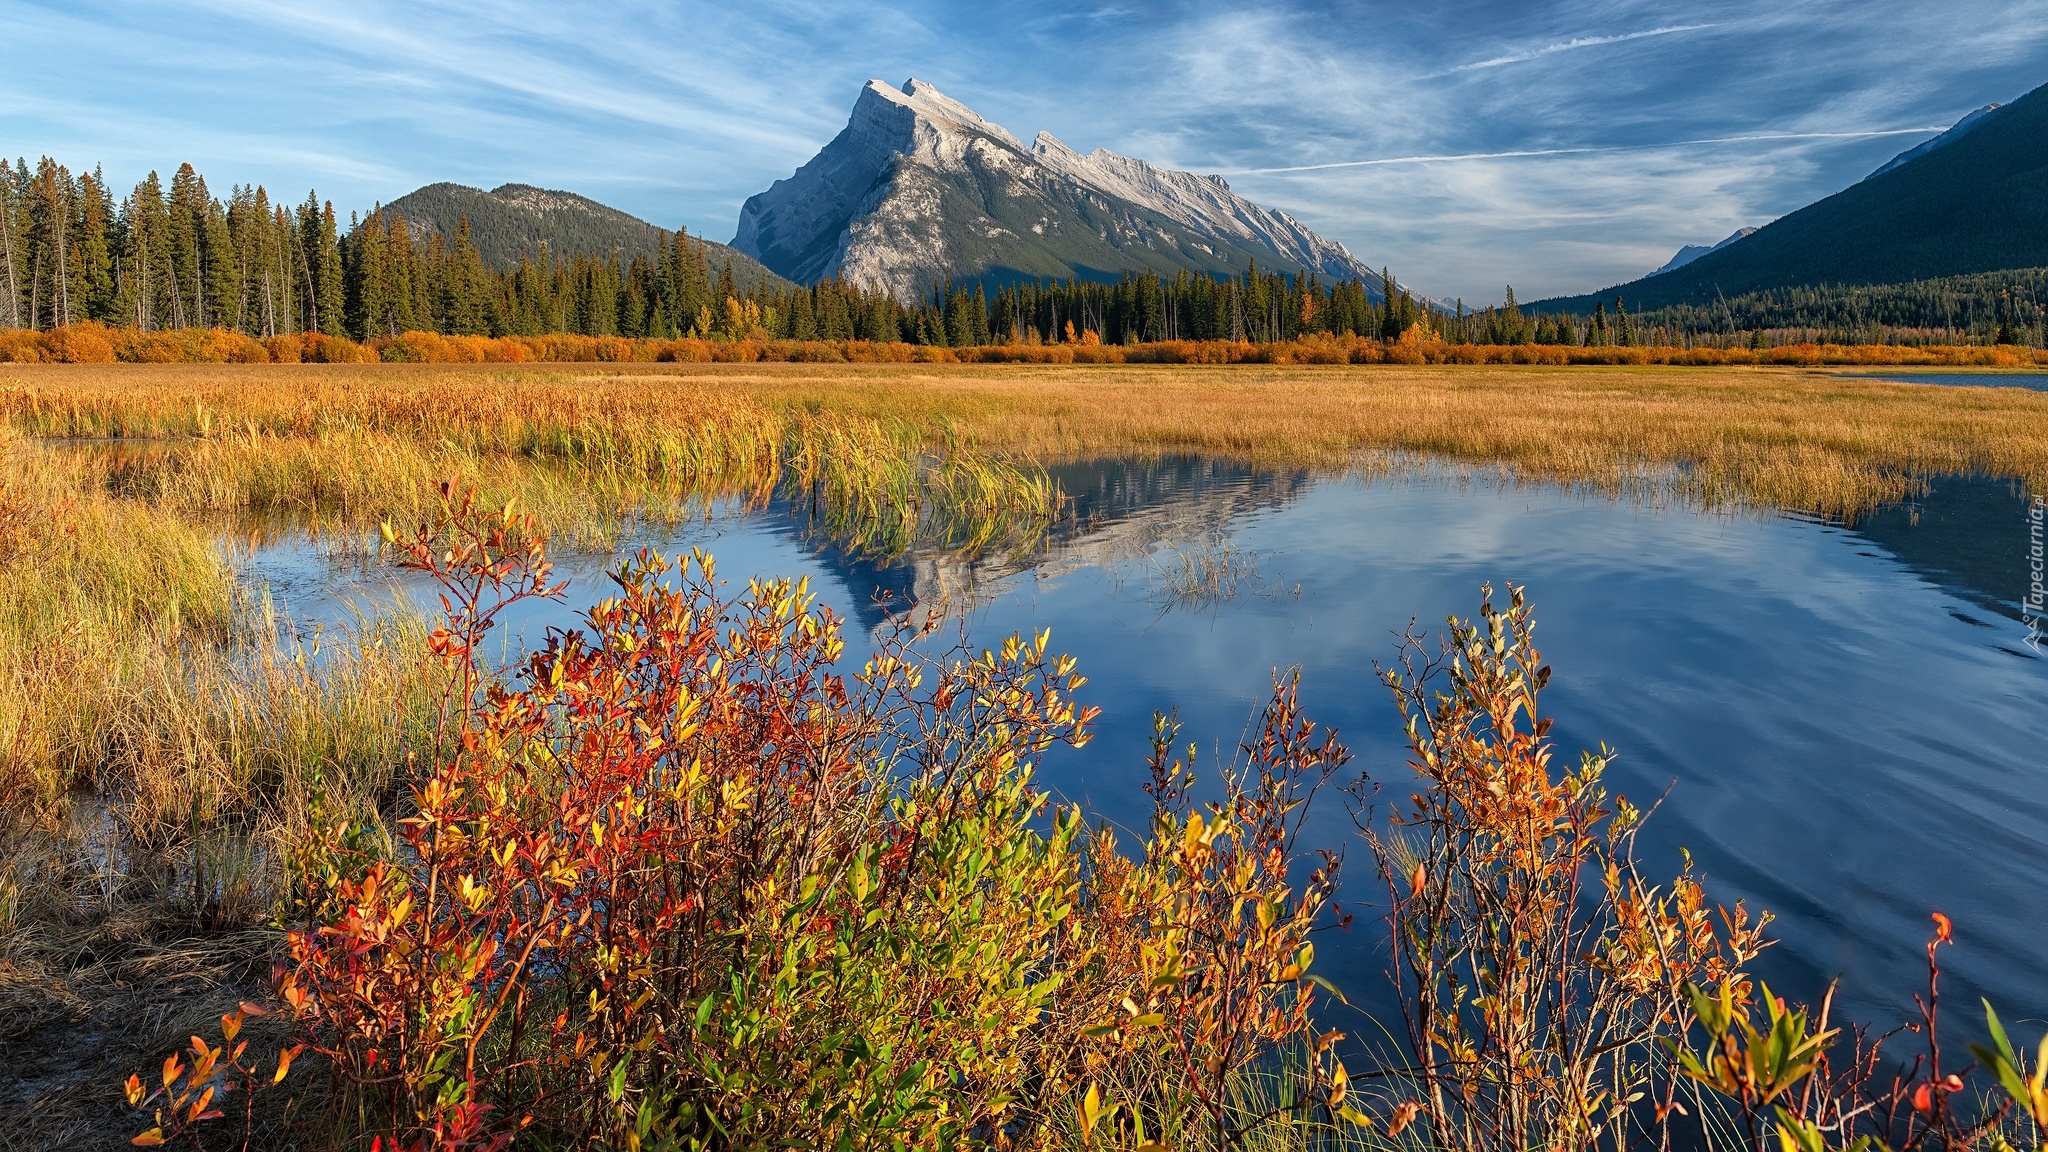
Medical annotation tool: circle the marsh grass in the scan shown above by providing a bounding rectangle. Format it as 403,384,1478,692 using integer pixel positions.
0,426,446,1145
1,364,1064,557
1148,535,1292,612
15,359,2043,524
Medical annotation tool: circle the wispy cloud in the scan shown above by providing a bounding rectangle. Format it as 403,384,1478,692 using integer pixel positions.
1224,127,1949,174
1444,24,1718,74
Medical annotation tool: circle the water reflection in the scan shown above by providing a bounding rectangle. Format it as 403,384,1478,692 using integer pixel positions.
1842,473,2040,638
792,456,1313,631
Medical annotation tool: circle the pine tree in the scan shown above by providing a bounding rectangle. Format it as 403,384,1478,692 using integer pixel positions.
75,166,115,321
441,215,491,335
165,163,209,329
0,161,22,329
201,195,238,331
297,194,343,335
790,285,818,340
343,209,383,339
26,159,76,329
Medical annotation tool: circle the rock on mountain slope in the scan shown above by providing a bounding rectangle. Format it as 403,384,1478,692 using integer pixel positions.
1529,79,2048,314
733,79,1379,298
1650,227,1758,276
384,182,788,288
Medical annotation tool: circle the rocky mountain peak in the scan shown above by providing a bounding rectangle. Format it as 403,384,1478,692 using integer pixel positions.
734,78,1378,299
854,78,1022,150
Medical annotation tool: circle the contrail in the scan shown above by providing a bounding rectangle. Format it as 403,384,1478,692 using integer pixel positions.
1223,127,1949,175
1449,24,1718,72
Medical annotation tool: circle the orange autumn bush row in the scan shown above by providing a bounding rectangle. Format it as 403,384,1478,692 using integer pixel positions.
0,323,377,365
7,322,2046,369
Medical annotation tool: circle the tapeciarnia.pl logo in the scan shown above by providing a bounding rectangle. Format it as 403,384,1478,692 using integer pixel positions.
2026,495,2046,653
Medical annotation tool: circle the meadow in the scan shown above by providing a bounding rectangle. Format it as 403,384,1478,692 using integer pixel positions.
3,359,2045,1151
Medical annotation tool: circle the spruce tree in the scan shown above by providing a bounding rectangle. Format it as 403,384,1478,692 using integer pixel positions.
76,167,115,321
0,161,22,329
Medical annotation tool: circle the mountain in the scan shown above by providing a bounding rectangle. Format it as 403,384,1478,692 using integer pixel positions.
1650,228,1757,276
1530,82,2048,314
732,78,1380,299
1866,104,2003,180
383,182,788,287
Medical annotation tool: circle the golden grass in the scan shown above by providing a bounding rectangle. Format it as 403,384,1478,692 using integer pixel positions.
689,360,2048,516
8,360,2041,524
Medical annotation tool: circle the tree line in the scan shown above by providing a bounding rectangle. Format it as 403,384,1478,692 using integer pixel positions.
11,153,2042,350
0,156,1439,347
1442,271,2048,350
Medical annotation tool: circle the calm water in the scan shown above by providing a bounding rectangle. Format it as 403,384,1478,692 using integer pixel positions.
1851,370,2048,391
241,460,2048,1032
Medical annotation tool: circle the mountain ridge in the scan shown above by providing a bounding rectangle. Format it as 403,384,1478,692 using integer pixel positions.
1866,103,2004,181
733,78,1380,299
1529,82,2048,315
1650,228,1757,277
383,181,788,289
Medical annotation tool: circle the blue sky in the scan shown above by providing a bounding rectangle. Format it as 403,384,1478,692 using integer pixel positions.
5,0,2046,302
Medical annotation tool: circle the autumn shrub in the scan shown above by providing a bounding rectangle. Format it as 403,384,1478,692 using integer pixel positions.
43,320,120,363
116,329,188,363
841,338,920,363
376,331,473,363
0,328,43,362
1359,585,1769,1151
192,486,1364,1152
1665,910,2048,1152
11,323,2048,369
300,331,377,363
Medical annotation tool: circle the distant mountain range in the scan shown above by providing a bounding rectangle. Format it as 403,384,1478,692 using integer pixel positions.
382,181,788,288
1532,80,2048,314
1649,228,1756,277
732,79,1381,299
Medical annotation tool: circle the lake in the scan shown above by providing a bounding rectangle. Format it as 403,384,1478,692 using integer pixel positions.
240,456,2048,1034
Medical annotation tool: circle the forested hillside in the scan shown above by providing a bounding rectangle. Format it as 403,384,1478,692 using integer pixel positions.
1533,78,2048,314
383,181,783,287
1449,270,2048,349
